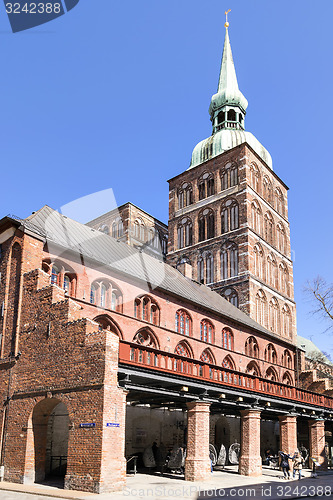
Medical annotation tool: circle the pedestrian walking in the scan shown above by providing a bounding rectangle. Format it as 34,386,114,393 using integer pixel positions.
292,450,304,480
279,451,292,479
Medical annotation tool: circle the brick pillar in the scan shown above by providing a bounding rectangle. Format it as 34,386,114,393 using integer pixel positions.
239,409,262,476
185,402,211,481
279,415,297,455
239,410,262,477
309,419,328,469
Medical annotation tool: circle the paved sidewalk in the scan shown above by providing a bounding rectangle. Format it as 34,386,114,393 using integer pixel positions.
0,467,332,500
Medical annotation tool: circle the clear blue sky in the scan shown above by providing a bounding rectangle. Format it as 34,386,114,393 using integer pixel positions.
0,1,332,355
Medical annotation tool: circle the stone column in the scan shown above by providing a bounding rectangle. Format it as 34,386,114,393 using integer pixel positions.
239,409,262,476
185,402,211,481
309,419,327,469
279,415,297,455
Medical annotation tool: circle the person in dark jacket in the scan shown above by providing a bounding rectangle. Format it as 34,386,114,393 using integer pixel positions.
279,451,292,479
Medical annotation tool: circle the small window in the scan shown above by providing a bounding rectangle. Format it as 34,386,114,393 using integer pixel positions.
100,284,106,308
111,291,117,311
90,285,97,304
63,275,71,293
51,265,60,285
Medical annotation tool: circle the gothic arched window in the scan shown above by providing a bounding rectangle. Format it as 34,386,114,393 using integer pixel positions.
206,253,214,284
48,261,77,296
255,290,267,326
200,319,215,344
90,284,97,304
200,348,215,364
245,336,259,358
220,241,238,279
175,309,192,336
220,163,238,191
264,212,275,246
282,349,292,369
197,256,204,284
222,355,235,370
178,182,193,209
246,361,261,377
269,298,280,333
90,279,122,312
134,218,145,241
221,199,239,233
267,254,277,288
51,265,60,285
251,201,262,235
112,221,117,238
134,295,160,325
222,328,234,350
264,343,277,364
198,173,215,200
111,218,123,239
198,209,215,241
230,164,238,187
263,176,273,205
276,222,286,254
133,329,158,349
222,287,238,307
254,243,264,279
177,217,193,249
279,262,289,295
282,304,292,337
275,188,285,216
175,341,192,358
266,367,278,382
282,371,293,386
250,163,260,193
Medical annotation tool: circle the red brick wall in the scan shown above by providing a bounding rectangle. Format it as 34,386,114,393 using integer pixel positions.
167,143,296,343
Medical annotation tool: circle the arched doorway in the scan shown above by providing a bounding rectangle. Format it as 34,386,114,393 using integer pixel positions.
45,402,69,479
25,398,69,483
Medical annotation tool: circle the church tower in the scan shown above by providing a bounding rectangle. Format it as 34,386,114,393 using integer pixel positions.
167,19,296,343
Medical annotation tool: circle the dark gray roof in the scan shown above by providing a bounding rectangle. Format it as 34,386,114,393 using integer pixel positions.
18,205,285,340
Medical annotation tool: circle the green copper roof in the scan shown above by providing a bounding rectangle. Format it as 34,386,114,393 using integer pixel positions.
209,27,248,117
188,129,273,170
187,24,273,171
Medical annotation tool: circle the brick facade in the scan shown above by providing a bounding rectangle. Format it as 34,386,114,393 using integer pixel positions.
0,214,303,489
185,402,211,481
167,143,296,344
87,202,168,261
309,419,327,468
279,415,297,455
238,409,262,476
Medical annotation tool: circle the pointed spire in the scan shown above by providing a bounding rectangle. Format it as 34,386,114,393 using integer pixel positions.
217,27,240,97
209,15,248,133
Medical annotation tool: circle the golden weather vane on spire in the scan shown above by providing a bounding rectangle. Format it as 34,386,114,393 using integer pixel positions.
225,9,231,28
